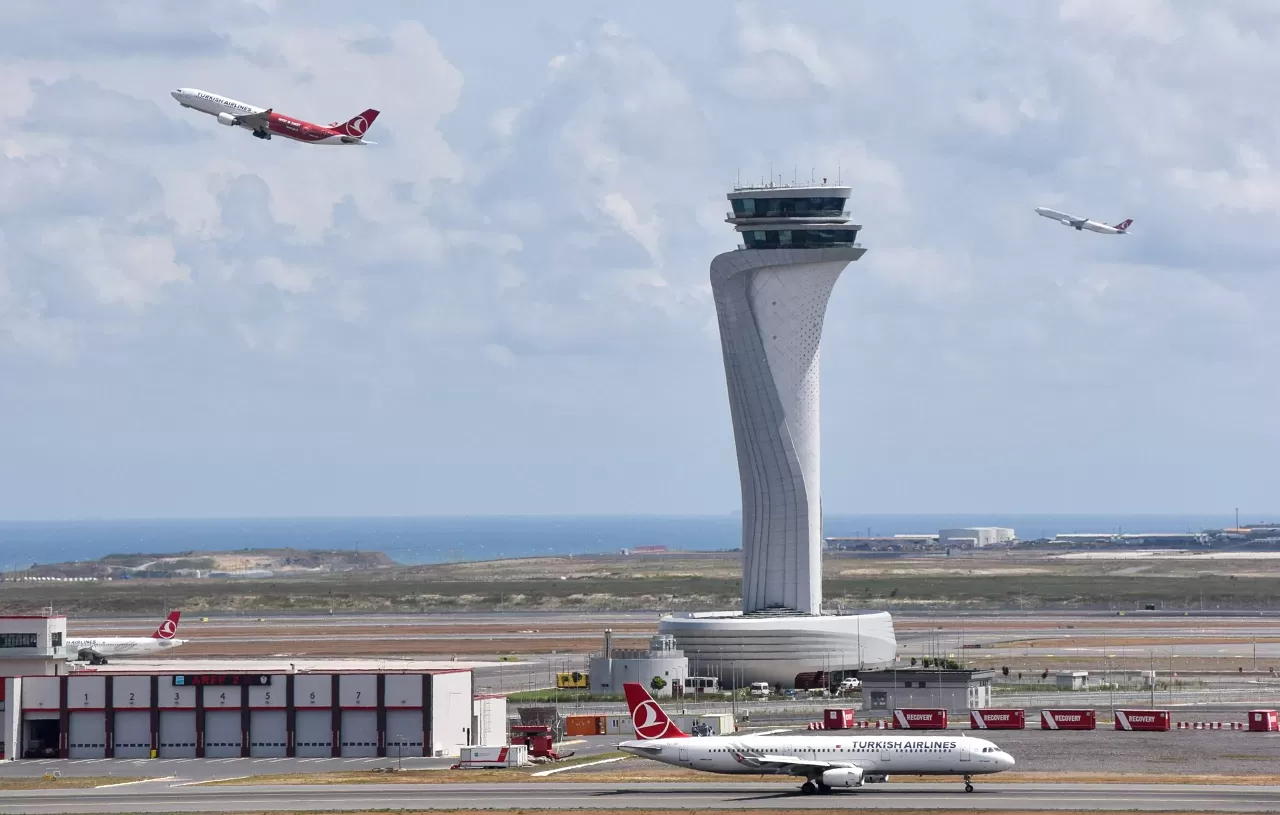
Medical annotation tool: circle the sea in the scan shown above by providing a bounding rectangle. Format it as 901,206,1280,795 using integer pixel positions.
0,513,1248,571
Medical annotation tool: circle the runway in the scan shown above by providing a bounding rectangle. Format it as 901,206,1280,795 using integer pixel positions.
3,781,1279,813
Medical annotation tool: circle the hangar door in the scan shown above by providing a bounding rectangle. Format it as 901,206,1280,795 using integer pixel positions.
159,710,197,758
249,710,287,757
340,710,378,757
295,710,333,757
68,712,107,758
204,710,243,758
385,710,424,758
113,711,151,758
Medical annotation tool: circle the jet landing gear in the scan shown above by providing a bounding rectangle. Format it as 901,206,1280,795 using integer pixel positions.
252,128,272,140
799,780,832,795
964,774,974,793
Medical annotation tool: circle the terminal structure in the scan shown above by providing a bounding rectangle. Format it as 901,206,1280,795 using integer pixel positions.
660,182,896,686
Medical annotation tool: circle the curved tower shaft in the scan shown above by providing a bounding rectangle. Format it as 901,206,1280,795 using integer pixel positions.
712,186,865,614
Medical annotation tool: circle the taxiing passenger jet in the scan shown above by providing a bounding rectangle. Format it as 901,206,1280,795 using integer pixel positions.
171,88,379,145
617,682,1014,795
68,611,186,665
1035,207,1133,234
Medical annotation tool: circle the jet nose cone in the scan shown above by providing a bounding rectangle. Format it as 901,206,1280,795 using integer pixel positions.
1003,753,1015,768
170,90,182,100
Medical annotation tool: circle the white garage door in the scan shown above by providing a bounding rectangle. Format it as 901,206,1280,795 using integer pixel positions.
384,710,424,758
249,710,287,757
69,712,107,758
159,711,196,758
295,709,333,757
204,710,242,758
340,710,378,757
113,710,151,758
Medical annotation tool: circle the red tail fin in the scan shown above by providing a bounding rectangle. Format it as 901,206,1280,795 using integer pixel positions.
336,109,379,138
623,682,688,740
151,611,181,640
1115,218,1133,231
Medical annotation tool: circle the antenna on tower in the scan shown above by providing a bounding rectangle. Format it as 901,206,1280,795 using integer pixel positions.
769,162,773,187
838,164,842,184
736,167,740,188
793,165,797,185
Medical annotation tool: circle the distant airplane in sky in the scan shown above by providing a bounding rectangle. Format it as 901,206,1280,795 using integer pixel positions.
171,88,378,145
1035,207,1133,235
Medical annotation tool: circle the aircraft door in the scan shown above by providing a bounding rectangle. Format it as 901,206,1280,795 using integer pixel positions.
678,745,690,763
960,743,971,762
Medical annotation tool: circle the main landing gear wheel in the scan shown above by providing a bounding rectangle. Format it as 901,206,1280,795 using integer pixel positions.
800,781,816,795
252,129,271,140
964,774,974,793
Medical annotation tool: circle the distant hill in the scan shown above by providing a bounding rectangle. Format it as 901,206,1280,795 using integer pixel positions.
11,548,394,580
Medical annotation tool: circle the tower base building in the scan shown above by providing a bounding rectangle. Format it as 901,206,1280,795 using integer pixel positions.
659,182,896,687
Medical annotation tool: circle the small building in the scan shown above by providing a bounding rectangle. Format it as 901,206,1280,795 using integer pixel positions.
1055,670,1089,690
0,614,69,677
939,528,1016,548
589,632,688,698
860,669,995,713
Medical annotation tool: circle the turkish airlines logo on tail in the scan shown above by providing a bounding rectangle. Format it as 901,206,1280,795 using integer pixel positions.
345,117,367,137
633,700,676,739
153,611,181,639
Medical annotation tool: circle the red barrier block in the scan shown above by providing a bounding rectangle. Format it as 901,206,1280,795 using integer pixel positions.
892,709,947,729
1249,710,1279,732
824,709,856,730
1115,710,1171,731
970,709,1026,730
1041,709,1096,730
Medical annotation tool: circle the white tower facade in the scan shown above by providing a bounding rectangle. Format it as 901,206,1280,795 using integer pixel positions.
714,185,865,614
660,183,896,688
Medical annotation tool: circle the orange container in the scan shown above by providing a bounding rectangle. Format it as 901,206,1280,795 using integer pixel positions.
564,715,604,736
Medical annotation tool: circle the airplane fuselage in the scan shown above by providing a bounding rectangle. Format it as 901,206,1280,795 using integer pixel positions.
67,637,187,658
170,88,372,145
619,733,1013,779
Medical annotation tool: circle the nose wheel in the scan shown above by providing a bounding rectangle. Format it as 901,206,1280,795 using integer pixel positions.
964,774,974,793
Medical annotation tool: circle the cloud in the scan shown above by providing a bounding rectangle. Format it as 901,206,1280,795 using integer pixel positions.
1,3,1280,518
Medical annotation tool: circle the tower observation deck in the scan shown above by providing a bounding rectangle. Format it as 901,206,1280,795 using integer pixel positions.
716,183,864,615
658,181,895,687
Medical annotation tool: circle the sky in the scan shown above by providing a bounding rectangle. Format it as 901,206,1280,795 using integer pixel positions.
1,0,1278,520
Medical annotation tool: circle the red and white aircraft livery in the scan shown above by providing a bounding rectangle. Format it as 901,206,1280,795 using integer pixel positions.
617,683,1013,795
171,88,378,145
68,611,186,665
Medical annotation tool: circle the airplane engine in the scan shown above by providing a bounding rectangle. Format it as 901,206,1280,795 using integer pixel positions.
820,767,865,788
216,112,237,126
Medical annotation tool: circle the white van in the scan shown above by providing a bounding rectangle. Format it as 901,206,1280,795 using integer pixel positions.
749,681,771,697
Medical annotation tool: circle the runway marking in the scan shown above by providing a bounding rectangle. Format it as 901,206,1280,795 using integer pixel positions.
170,775,249,787
94,776,175,788
532,756,626,777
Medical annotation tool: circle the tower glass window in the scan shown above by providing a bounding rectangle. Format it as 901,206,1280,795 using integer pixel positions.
731,197,845,218
743,229,859,249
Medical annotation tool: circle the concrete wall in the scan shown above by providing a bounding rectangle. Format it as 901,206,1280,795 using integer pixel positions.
588,654,688,698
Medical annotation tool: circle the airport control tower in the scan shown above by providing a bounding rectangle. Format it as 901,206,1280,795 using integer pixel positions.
659,182,896,687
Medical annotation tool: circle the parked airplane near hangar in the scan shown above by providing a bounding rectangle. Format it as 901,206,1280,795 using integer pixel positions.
1035,207,1133,234
617,683,1013,795
68,611,186,664
171,88,379,145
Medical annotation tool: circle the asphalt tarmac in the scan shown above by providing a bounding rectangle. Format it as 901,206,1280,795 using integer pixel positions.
3,781,1280,813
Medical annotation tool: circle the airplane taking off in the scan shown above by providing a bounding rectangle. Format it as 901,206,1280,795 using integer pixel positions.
170,88,378,145
68,611,186,665
617,683,1013,795
1035,207,1133,234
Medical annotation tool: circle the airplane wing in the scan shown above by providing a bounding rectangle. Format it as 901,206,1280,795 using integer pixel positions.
732,752,853,773
234,108,273,129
